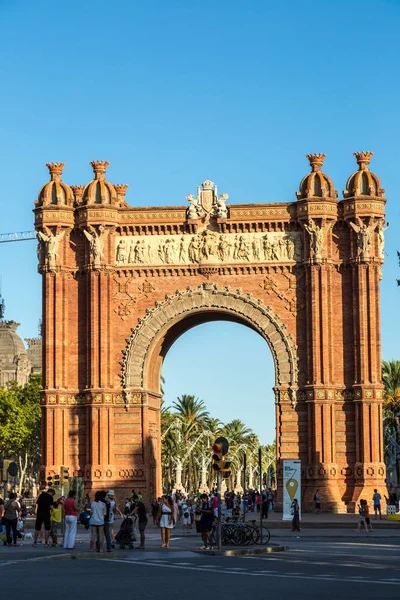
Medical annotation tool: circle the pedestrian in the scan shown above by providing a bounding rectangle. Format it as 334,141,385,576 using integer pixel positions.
2,492,21,547
158,494,174,548
291,498,301,532
89,491,107,552
98,491,112,553
63,490,78,549
132,499,148,549
193,499,202,533
372,489,382,520
261,491,269,519
199,493,214,550
225,492,234,519
314,489,321,513
106,490,122,547
0,496,4,537
364,501,373,532
356,500,368,532
50,499,63,547
151,498,160,527
256,491,261,512
181,500,191,533
83,493,91,511
33,488,55,547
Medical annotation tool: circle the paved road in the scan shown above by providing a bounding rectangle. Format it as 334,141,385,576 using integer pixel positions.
1,538,399,599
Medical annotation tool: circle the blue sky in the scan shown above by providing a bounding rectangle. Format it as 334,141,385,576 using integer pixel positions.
0,0,399,443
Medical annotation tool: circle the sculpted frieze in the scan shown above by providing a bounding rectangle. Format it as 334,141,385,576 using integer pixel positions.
114,231,303,267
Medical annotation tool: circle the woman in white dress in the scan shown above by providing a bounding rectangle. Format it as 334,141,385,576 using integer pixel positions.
181,501,191,533
158,495,174,548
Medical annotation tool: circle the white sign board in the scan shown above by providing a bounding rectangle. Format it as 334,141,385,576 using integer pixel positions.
282,460,301,521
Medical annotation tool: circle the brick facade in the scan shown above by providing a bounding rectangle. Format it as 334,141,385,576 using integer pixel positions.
34,154,387,512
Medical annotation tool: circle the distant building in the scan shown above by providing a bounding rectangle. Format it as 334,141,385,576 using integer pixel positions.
25,337,42,375
0,320,42,387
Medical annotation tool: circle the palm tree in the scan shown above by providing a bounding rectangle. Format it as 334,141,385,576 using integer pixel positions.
382,360,400,414
171,395,210,490
222,419,254,490
382,360,400,487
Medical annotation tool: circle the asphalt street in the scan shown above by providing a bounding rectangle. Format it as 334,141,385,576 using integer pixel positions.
1,538,399,599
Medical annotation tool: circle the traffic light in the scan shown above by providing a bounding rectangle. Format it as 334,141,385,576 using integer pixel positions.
60,466,69,482
53,473,60,486
212,436,231,479
47,474,54,487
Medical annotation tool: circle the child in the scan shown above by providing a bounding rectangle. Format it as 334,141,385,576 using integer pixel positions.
50,501,63,547
364,501,373,532
356,499,368,532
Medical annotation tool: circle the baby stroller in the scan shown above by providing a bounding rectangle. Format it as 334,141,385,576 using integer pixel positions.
115,516,136,549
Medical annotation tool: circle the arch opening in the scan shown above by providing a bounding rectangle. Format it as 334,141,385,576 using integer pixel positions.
121,284,299,399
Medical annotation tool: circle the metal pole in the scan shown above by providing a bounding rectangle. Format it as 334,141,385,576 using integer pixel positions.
217,471,222,551
258,447,263,544
61,483,65,538
243,453,246,523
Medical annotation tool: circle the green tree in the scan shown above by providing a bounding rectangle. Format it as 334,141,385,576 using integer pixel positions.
382,360,400,416
382,360,400,485
172,395,210,490
0,375,42,493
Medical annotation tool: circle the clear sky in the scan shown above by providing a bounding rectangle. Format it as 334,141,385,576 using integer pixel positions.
0,0,399,444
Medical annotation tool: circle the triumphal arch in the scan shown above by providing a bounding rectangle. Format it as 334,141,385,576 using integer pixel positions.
34,152,387,511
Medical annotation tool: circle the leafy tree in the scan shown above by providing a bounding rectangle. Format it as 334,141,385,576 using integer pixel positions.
382,360,400,485
0,375,42,493
382,360,400,415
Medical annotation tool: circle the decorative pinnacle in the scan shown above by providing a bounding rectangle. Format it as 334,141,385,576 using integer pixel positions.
354,151,373,170
90,160,110,179
46,162,65,181
71,185,84,198
201,180,215,190
306,154,326,172
114,183,129,196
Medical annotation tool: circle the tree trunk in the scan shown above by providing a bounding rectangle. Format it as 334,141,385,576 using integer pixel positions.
18,452,28,495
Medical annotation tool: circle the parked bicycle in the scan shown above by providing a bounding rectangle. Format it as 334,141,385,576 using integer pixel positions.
211,518,270,546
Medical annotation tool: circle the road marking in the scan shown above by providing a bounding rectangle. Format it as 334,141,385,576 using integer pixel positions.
102,558,400,585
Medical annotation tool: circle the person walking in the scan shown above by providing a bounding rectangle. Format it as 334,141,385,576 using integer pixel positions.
158,495,174,548
261,491,269,519
356,500,368,532
151,498,160,527
291,498,301,532
63,490,78,549
89,491,107,552
33,488,55,547
193,499,202,533
373,489,382,520
50,500,63,547
2,492,21,547
314,489,321,513
181,501,191,533
364,501,374,532
132,499,148,549
105,490,122,548
0,496,4,537
199,493,214,550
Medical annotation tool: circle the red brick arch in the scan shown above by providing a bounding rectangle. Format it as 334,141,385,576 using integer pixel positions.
35,159,387,512
121,283,298,395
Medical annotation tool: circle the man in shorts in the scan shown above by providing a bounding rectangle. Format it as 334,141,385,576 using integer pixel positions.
199,493,214,550
372,489,382,520
33,488,55,547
